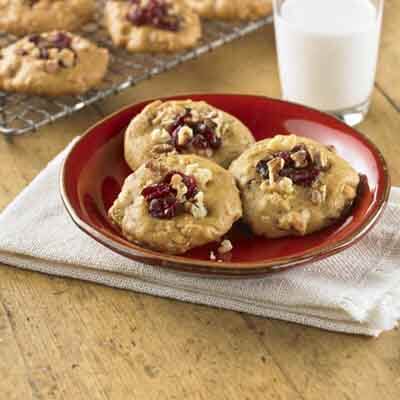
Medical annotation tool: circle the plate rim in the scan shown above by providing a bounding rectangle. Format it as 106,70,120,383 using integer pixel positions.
60,93,391,276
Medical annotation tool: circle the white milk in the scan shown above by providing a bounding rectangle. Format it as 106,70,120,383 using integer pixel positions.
274,0,382,111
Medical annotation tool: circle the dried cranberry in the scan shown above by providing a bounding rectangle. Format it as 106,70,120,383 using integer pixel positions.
28,34,41,44
280,167,320,186
27,32,73,61
142,171,198,219
141,182,175,201
256,159,269,180
167,109,222,152
163,171,198,199
256,143,321,187
148,195,177,219
51,32,72,49
200,127,220,149
275,151,292,166
191,134,209,149
127,0,180,32
182,175,198,199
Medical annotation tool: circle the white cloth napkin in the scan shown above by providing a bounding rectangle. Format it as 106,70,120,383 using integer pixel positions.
0,143,399,337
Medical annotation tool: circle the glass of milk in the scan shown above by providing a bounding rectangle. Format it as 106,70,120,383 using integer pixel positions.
273,0,384,125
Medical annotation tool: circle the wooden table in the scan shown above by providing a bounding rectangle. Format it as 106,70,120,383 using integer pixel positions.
1,2,400,399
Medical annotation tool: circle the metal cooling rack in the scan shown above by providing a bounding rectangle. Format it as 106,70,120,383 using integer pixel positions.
0,5,272,136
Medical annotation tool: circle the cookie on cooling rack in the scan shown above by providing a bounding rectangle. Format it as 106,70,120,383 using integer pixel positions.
105,0,201,52
229,134,360,238
0,0,96,36
0,31,109,96
109,153,242,254
184,0,271,20
124,99,255,170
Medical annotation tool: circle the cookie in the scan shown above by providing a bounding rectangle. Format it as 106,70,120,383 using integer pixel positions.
124,99,255,170
184,0,271,20
0,0,95,36
109,154,242,254
229,134,360,238
0,32,109,96
105,0,201,52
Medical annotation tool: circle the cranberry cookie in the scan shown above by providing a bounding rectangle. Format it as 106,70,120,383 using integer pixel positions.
0,0,95,36
0,32,109,96
105,0,201,52
109,154,242,254
124,100,255,170
229,134,360,238
184,0,271,20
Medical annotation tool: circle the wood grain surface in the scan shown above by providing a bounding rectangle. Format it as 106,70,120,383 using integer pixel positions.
1,1,400,399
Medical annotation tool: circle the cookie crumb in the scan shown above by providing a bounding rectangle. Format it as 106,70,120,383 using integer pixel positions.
218,239,233,254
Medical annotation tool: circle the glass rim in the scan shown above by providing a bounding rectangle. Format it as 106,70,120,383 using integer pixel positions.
273,0,384,36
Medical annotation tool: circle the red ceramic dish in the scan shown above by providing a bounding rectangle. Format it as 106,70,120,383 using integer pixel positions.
60,94,390,277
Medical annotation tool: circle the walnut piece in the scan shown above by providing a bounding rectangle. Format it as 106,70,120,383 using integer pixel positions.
151,144,174,154
267,157,285,184
177,126,193,146
290,150,308,168
170,174,188,202
58,49,75,67
185,164,213,186
190,191,208,219
314,151,329,170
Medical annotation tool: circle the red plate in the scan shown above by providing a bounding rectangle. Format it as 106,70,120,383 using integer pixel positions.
60,94,390,277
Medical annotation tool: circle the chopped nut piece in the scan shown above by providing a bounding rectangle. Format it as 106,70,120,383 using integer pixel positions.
151,144,174,154
314,151,329,170
151,127,171,143
31,47,40,58
23,42,35,52
218,239,233,254
177,126,193,146
290,150,308,168
206,110,218,119
185,164,213,186
170,174,188,201
190,109,200,122
267,157,285,184
190,191,208,219
59,49,75,67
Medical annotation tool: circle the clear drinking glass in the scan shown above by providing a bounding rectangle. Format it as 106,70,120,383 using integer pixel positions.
273,0,384,126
